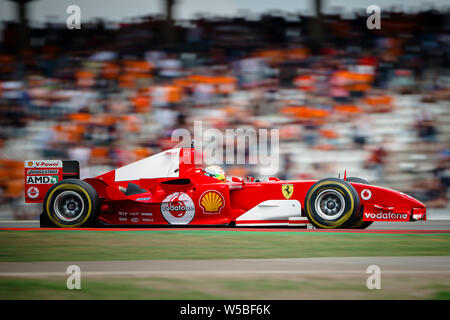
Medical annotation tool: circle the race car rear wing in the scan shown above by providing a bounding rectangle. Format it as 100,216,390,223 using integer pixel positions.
24,160,79,203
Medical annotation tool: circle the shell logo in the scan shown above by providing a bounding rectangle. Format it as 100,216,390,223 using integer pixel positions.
27,161,34,167
199,190,225,214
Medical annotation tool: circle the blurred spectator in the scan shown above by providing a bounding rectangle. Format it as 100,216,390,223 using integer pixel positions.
414,110,438,143
364,144,388,181
408,176,448,209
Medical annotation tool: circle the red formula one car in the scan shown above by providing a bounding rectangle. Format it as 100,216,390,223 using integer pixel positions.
25,147,426,229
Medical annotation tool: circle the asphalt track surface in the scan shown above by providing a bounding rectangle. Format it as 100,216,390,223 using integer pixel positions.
1,256,449,277
1,220,450,233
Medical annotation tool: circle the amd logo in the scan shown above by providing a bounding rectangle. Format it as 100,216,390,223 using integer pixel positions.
27,175,58,184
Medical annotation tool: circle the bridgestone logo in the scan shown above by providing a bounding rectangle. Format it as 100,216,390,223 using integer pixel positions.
26,175,59,184
27,169,59,175
364,212,408,220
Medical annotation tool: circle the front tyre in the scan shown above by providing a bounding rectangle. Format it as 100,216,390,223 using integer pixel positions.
304,178,360,229
345,177,373,229
43,179,99,228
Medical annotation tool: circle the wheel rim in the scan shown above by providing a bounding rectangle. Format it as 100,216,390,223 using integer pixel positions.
314,189,345,220
53,191,84,222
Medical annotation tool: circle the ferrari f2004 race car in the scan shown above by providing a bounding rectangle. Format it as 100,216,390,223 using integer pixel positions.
25,147,426,229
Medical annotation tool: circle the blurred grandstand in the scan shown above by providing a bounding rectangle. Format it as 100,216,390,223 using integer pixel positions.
0,1,449,219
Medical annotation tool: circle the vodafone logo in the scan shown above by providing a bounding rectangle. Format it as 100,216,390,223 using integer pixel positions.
160,192,195,225
361,189,372,200
364,212,408,221
27,187,39,199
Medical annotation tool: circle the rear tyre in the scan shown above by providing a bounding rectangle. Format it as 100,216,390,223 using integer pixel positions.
43,179,99,228
304,178,360,229
346,177,373,229
39,212,54,228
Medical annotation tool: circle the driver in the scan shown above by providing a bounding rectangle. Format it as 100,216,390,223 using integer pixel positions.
202,165,226,182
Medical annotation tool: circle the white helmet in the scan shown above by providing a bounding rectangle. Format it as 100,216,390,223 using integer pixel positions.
202,166,226,182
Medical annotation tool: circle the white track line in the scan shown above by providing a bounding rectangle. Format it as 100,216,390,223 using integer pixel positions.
1,270,450,277
0,221,38,223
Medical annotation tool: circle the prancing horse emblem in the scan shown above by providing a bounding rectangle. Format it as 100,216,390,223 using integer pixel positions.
282,184,294,199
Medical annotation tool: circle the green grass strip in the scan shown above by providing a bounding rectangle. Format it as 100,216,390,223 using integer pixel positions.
0,230,449,262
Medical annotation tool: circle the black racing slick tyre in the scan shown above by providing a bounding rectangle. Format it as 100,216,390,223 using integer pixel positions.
304,178,360,229
39,211,54,228
346,177,373,229
43,179,99,228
